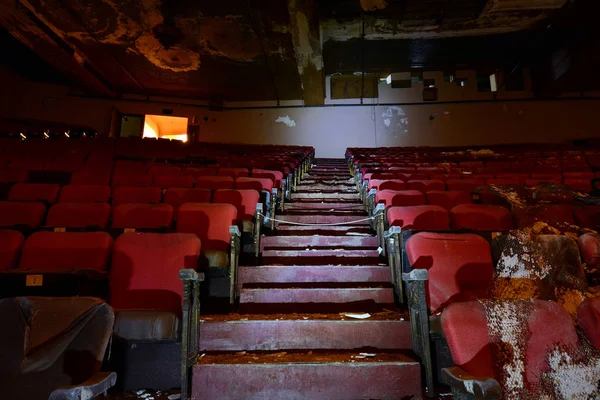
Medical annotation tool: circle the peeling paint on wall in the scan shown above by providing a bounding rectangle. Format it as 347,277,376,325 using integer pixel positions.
382,106,408,134
275,115,296,127
135,34,201,72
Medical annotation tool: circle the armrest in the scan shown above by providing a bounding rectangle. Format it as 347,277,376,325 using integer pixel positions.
441,367,502,400
384,226,401,238
229,225,241,238
179,269,205,282
402,269,428,281
49,371,117,400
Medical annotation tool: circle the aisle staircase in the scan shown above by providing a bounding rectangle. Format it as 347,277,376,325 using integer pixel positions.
192,159,424,399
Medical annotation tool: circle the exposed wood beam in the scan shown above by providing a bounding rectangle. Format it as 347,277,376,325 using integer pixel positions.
287,0,325,106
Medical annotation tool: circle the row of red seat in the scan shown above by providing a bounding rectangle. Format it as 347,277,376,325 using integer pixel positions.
0,188,261,231
2,179,274,203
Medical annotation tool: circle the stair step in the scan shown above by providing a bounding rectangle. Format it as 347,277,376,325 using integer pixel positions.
199,313,410,351
262,249,380,265
262,236,378,249
296,186,356,193
239,265,390,285
240,287,393,305
192,351,422,400
284,202,364,211
275,225,373,236
276,215,370,225
292,193,360,200
301,179,354,185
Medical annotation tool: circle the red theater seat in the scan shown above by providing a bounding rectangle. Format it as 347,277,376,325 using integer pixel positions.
442,300,580,392
252,169,283,188
59,184,111,203
112,204,174,230
376,189,425,208
152,174,195,188
111,172,152,187
113,186,162,205
573,206,600,229
405,232,493,313
450,204,513,230
564,179,592,192
407,180,446,193
71,170,112,185
426,191,472,211
46,203,111,229
379,180,408,191
9,183,60,203
446,179,484,192
577,297,600,349
218,168,249,179
387,205,450,230
0,201,46,229
0,230,24,271
18,231,112,272
163,188,212,209
110,233,201,316
213,189,260,222
182,166,218,177
195,176,234,190
176,203,237,252
235,177,274,193
147,165,181,177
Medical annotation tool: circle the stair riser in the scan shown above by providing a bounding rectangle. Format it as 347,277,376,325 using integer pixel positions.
199,320,411,351
276,215,369,225
283,203,364,211
239,266,390,286
262,236,378,249
240,288,393,304
192,363,422,400
292,193,360,200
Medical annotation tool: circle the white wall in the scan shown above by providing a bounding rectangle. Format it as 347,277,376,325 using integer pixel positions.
2,66,599,158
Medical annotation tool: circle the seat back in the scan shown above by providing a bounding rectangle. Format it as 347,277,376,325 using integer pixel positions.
450,204,513,230
217,168,249,179
0,230,24,271
59,185,111,203
406,232,493,313
0,201,46,228
235,177,274,193
387,205,450,230
112,204,173,230
425,191,472,211
18,231,113,272
109,233,201,316
213,189,260,221
176,203,237,251
112,186,162,205
152,174,195,189
195,176,234,190
46,203,111,229
163,188,212,209
9,183,60,204
376,190,425,208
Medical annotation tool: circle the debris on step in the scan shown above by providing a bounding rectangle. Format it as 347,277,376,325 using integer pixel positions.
343,312,371,319
359,353,376,357
167,395,181,400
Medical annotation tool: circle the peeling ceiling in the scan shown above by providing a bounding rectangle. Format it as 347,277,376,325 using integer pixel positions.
0,0,589,101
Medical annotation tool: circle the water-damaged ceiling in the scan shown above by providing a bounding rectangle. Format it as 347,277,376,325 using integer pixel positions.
0,0,589,103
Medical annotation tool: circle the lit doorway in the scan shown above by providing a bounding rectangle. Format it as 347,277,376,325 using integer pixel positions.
143,115,189,142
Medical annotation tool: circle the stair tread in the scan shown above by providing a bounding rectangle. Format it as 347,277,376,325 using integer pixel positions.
196,350,418,365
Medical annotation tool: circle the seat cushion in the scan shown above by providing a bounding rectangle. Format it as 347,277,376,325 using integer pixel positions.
113,310,179,341
577,297,600,349
376,190,425,208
